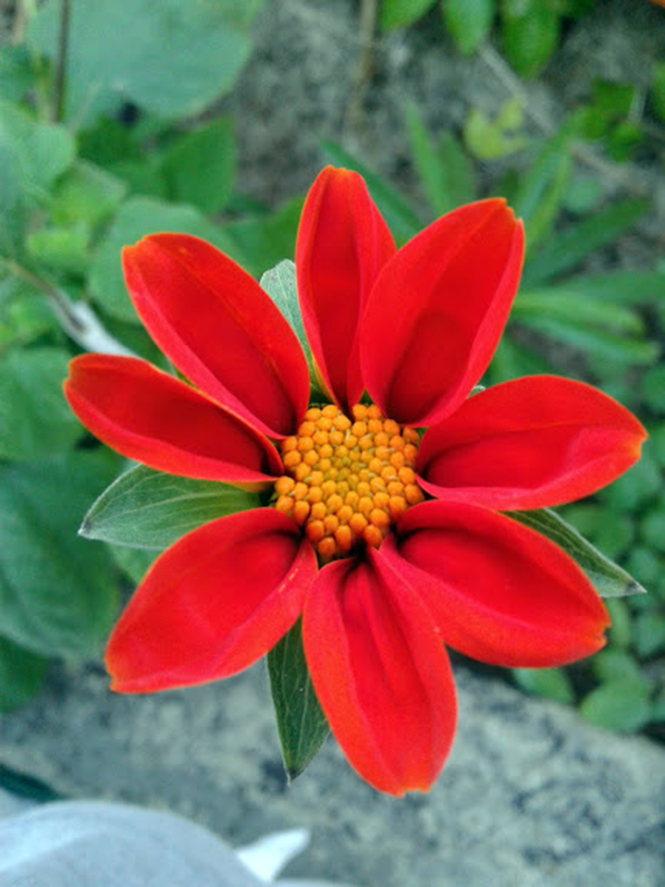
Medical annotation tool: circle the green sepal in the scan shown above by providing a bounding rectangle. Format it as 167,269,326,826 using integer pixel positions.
80,464,259,551
507,507,646,598
260,259,325,402
267,618,329,783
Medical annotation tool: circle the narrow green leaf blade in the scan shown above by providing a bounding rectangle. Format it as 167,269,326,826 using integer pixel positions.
507,507,646,598
267,618,329,782
81,464,259,550
0,763,63,803
515,316,658,366
512,132,572,251
522,198,648,286
380,0,437,30
404,103,475,216
550,271,665,306
501,1,560,78
514,289,644,334
443,0,495,55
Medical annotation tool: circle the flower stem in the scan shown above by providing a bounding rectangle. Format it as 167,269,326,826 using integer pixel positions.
2,258,134,356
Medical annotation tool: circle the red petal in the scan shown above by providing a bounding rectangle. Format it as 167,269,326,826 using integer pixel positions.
123,234,309,438
303,549,456,795
64,354,283,484
386,501,609,667
419,375,647,510
107,509,317,692
296,166,396,411
361,199,524,426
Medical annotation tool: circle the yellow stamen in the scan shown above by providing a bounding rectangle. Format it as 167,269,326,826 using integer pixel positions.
274,404,425,562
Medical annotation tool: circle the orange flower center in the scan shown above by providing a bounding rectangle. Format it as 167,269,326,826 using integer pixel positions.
274,403,424,562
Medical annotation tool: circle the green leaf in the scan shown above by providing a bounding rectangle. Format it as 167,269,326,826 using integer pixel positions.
650,424,665,470
0,101,75,199
634,611,665,658
0,763,63,803
507,508,646,598
443,0,495,55
321,140,422,243
485,335,553,383
513,666,574,704
404,103,475,216
0,45,35,103
501,0,560,78
161,118,236,215
516,316,658,366
78,117,142,167
0,451,120,657
89,196,245,322
0,636,48,713
0,282,59,346
640,505,665,550
522,198,648,286
259,259,323,399
562,173,603,215
50,160,127,228
380,0,437,29
222,197,302,277
0,101,75,255
0,138,26,256
27,223,91,275
260,260,304,347
579,679,652,732
605,598,633,650
0,347,84,460
625,546,661,591
555,271,665,306
592,649,647,686
599,455,661,512
463,97,527,160
514,289,644,335
581,80,635,140
267,618,329,782
81,464,259,550
28,0,264,125
650,61,665,125
640,366,665,412
511,131,573,250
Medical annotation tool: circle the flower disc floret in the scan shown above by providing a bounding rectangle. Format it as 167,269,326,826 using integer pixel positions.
274,403,424,561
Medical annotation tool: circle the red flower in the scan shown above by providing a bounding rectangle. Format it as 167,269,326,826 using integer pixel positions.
64,167,646,795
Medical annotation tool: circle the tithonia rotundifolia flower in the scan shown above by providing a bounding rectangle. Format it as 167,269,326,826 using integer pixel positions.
64,166,646,795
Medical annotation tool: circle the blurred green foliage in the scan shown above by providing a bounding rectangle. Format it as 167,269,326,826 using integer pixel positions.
0,0,663,749
380,0,597,77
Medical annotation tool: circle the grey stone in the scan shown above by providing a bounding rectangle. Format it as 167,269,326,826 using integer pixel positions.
1,662,663,886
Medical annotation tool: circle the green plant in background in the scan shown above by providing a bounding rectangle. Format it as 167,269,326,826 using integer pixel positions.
1,0,664,749
324,93,665,737
380,0,597,77
0,0,292,711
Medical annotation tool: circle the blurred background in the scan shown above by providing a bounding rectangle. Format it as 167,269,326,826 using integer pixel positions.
0,1,664,884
